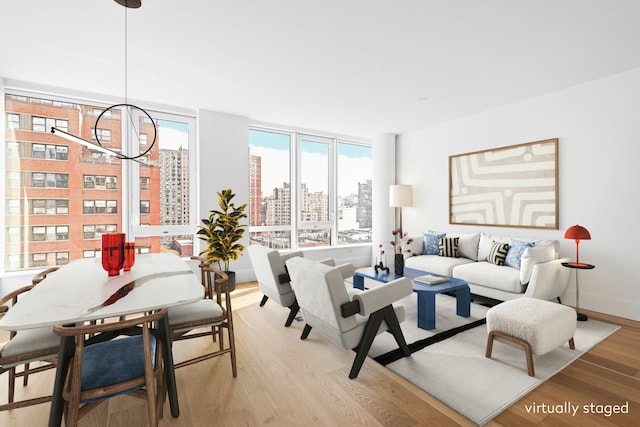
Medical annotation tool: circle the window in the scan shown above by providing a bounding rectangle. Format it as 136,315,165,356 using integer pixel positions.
31,199,68,215
91,128,111,142
4,91,196,272
7,113,20,129
31,143,68,160
32,116,68,132
249,127,372,250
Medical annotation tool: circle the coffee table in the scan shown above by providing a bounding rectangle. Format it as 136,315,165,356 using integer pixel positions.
353,266,470,330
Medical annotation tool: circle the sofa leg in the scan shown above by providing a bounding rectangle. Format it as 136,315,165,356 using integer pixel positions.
557,296,562,304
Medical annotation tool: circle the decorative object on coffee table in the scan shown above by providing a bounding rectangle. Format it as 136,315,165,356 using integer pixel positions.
563,224,593,321
394,253,405,276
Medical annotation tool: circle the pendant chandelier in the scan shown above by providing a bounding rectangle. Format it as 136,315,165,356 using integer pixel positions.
51,0,156,164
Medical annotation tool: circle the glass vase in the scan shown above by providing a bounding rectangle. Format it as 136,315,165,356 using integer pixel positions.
102,233,126,276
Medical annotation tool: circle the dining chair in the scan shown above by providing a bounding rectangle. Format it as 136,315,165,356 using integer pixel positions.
31,266,60,285
247,244,304,327
285,257,413,379
52,308,168,427
167,258,237,375
1,284,59,411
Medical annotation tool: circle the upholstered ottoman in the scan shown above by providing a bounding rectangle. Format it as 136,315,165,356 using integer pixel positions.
485,298,576,376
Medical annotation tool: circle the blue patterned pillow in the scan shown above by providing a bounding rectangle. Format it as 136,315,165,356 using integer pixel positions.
423,232,446,255
505,240,535,270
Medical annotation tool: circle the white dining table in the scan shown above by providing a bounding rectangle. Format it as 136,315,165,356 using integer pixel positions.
0,253,204,427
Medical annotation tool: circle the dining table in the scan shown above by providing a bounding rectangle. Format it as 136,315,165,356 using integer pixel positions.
0,253,204,427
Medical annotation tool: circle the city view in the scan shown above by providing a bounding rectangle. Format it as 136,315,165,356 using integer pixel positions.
249,129,372,249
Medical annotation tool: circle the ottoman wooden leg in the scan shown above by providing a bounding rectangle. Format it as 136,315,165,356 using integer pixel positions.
485,330,536,377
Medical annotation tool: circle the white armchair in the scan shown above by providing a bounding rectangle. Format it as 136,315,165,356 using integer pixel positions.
247,245,304,327
285,257,412,379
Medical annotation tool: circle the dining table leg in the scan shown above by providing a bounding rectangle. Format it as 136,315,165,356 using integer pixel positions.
158,315,180,418
48,334,74,427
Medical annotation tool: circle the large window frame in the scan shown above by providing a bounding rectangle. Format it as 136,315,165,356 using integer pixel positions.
3,87,198,273
249,124,372,250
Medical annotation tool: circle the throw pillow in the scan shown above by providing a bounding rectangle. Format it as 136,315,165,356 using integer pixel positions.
438,237,459,258
505,239,535,270
423,232,445,255
487,241,509,266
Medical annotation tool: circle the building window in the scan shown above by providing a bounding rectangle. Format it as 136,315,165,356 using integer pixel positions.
32,116,68,132
140,200,150,214
8,113,20,129
249,127,372,249
32,143,69,160
31,172,69,188
140,176,150,190
83,175,117,190
83,200,118,214
91,128,111,142
31,199,69,215
83,224,118,239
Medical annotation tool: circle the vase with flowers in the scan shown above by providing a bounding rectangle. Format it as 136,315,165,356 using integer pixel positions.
390,228,414,276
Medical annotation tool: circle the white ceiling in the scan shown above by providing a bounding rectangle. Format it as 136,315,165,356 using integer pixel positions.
2,0,640,138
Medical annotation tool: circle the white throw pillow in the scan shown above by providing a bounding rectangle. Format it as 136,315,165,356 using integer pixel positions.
520,244,556,284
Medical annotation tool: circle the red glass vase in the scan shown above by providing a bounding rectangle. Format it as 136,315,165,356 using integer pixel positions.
102,233,126,276
123,242,136,271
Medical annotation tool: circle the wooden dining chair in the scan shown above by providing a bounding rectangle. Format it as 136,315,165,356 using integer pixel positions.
168,258,237,375
52,308,168,427
31,266,60,285
0,284,59,411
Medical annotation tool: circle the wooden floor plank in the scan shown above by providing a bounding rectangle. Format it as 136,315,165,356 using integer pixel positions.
1,282,637,426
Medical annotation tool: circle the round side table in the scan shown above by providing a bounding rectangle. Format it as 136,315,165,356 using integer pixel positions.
561,262,595,321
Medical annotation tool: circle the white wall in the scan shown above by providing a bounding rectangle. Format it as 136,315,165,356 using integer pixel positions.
396,67,640,321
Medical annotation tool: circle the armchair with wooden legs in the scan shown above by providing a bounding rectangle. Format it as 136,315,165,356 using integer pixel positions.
285,257,413,379
167,258,237,375
247,245,304,327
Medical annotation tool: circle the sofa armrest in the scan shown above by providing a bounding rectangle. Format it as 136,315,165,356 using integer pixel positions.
351,277,412,316
524,258,571,300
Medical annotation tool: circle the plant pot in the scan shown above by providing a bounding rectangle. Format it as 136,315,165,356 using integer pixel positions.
224,271,236,292
394,254,405,276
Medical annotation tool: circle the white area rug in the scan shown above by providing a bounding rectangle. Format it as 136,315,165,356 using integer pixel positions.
368,294,620,426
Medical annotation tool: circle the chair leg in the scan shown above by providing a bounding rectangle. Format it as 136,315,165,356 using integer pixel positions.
349,305,408,379
569,337,575,349
301,324,312,340
284,301,299,327
557,297,562,304
259,295,269,307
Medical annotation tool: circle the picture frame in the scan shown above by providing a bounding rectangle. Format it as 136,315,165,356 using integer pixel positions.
449,138,558,229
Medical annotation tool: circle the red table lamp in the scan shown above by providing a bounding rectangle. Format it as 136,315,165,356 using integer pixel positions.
564,224,591,265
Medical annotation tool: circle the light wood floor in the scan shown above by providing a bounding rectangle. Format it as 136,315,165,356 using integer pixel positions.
1,281,638,426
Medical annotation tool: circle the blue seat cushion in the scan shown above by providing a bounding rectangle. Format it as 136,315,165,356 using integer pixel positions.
80,334,156,403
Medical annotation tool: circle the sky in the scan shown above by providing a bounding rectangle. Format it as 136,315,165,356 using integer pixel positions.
249,129,372,197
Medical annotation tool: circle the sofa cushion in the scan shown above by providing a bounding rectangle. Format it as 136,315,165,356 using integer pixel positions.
487,241,510,266
478,233,510,261
438,237,459,258
405,254,474,276
453,261,524,294
505,239,535,270
520,244,556,284
446,232,480,260
422,232,445,255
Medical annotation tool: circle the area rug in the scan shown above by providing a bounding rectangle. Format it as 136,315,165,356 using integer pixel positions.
367,294,620,426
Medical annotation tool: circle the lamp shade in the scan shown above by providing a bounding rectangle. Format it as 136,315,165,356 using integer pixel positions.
389,185,413,207
564,224,591,240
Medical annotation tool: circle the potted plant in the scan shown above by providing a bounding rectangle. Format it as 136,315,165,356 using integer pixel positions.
197,189,248,291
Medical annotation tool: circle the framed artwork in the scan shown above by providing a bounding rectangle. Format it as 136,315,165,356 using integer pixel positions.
449,138,558,229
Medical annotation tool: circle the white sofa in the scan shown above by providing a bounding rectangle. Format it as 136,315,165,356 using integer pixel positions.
403,231,571,302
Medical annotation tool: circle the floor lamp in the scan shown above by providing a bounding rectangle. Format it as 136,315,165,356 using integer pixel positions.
563,224,593,321
389,184,413,233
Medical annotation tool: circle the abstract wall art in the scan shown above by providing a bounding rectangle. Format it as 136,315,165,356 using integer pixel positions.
449,138,558,229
